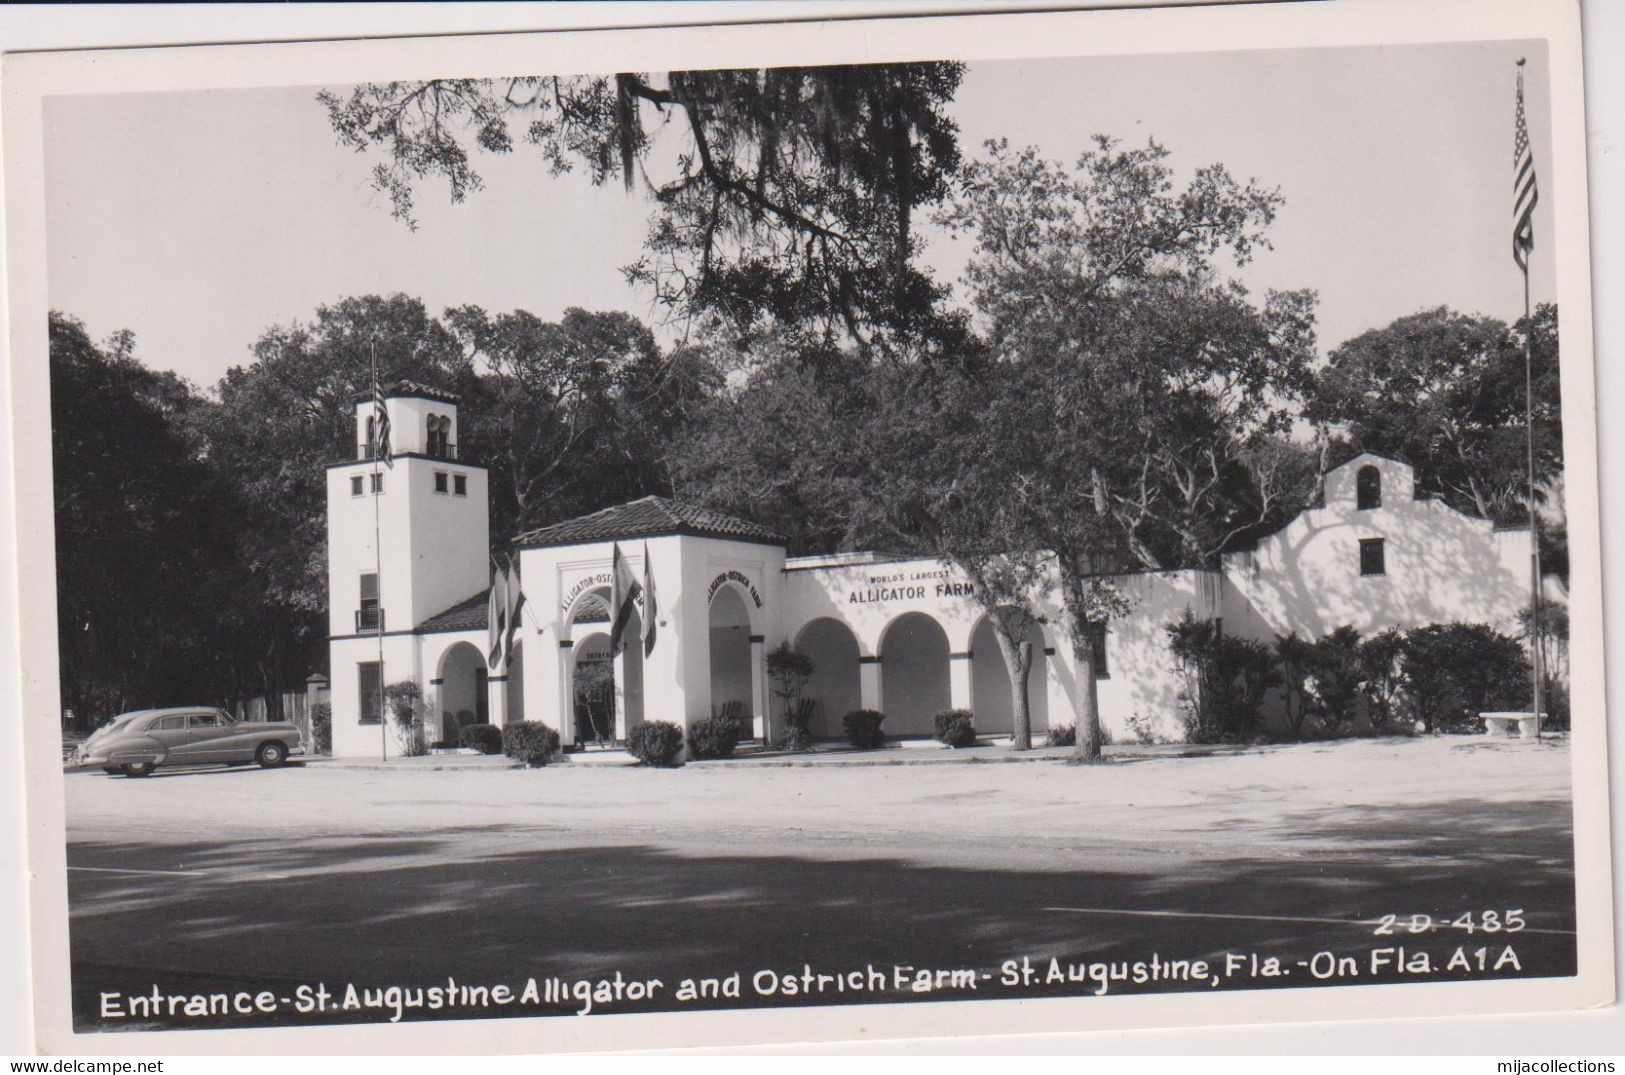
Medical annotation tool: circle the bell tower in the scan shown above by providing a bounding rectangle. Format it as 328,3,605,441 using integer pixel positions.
325,382,489,642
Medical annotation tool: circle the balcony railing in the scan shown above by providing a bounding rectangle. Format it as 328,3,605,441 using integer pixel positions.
355,607,385,633
357,442,458,461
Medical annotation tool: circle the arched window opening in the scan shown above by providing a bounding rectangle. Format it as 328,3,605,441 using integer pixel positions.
1356,465,1382,510
426,414,453,459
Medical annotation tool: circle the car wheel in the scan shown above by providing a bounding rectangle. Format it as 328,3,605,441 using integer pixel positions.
256,741,288,768
123,761,156,778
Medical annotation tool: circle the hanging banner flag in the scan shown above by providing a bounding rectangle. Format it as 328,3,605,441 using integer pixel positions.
641,542,659,658
504,561,526,663
487,567,508,670
608,542,641,658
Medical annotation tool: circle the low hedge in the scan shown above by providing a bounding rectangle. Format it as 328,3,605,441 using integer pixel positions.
459,723,504,755
628,720,685,767
933,708,977,748
310,702,332,755
777,724,814,752
1045,724,1076,747
688,716,742,760
841,709,886,750
501,721,561,767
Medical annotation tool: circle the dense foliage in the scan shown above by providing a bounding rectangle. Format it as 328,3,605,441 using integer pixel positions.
687,716,743,760
52,69,1566,747
1166,613,1281,743
841,709,887,750
933,709,977,748
501,720,562,767
459,723,505,755
1398,624,1531,733
627,720,686,767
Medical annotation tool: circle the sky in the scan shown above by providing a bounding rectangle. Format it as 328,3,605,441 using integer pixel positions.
43,39,1554,390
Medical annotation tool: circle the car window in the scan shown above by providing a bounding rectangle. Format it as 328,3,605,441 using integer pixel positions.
189,712,224,729
152,716,186,731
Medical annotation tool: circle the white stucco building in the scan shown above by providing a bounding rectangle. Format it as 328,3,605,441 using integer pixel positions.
326,384,1535,757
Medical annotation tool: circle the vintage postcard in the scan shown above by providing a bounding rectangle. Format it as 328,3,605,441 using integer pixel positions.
4,0,1611,1054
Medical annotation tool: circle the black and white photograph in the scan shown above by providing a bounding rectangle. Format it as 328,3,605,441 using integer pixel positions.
5,0,1613,1055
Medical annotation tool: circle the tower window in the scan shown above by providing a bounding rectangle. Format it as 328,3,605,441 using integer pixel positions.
434,472,448,494
1359,538,1386,576
358,661,382,724
370,472,384,494
427,414,453,459
358,572,380,633
454,474,467,496
350,476,363,496
1356,465,1382,510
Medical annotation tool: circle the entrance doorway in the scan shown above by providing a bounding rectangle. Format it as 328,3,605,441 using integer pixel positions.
708,585,753,736
566,586,644,744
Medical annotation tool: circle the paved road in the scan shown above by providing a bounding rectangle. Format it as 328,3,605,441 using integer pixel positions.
63,737,1578,1031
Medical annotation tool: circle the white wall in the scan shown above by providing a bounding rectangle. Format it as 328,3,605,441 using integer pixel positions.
1221,453,1532,643
328,633,420,758
1092,569,1224,743
326,458,488,638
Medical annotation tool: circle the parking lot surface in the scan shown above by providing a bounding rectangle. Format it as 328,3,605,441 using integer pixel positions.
64,735,1577,1031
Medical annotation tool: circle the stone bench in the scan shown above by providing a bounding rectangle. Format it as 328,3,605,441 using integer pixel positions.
1480,711,1541,739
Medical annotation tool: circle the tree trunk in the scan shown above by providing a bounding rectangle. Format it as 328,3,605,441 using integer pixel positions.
1060,566,1105,762
987,620,1034,750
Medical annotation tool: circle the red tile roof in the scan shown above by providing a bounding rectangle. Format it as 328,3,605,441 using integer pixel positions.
419,588,489,633
513,495,786,550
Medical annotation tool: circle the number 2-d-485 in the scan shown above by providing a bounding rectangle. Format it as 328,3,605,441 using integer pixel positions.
1374,910,1526,935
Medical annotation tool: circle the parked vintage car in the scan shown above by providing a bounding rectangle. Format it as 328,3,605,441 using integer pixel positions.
75,707,304,777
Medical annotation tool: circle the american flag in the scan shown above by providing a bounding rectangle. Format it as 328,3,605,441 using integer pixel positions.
371,376,393,467
1513,68,1538,273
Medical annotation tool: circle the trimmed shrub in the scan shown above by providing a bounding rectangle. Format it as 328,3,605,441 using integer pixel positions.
501,721,561,767
1045,724,1076,747
310,702,332,755
777,724,815,752
933,708,977,748
1305,625,1365,733
1357,628,1406,731
385,679,428,756
628,721,685,767
1166,613,1280,743
689,716,742,759
459,723,504,755
1399,623,1531,734
841,709,886,749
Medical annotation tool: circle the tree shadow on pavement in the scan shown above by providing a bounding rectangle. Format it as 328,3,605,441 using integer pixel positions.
67,793,1575,1031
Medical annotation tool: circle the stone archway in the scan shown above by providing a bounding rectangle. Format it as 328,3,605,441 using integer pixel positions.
435,641,487,745
708,585,754,733
572,632,614,744
796,617,862,738
565,586,643,745
880,612,951,737
969,614,1049,737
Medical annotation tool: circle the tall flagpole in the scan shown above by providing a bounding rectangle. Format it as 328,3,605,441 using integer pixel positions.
373,340,387,762
1514,57,1544,735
